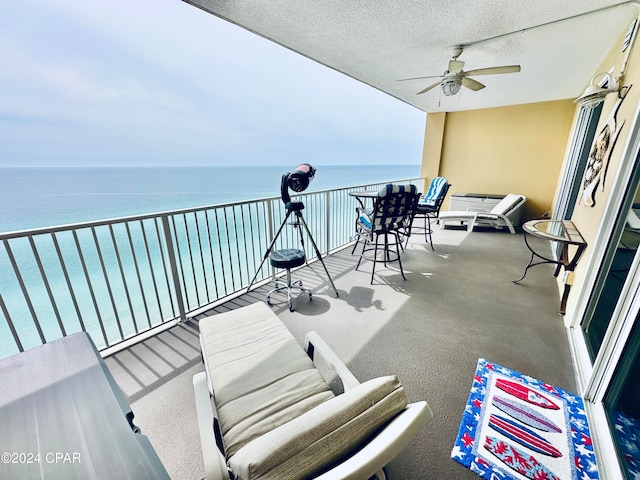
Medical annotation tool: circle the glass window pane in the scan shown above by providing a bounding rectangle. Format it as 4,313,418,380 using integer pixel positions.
604,316,640,479
583,187,640,361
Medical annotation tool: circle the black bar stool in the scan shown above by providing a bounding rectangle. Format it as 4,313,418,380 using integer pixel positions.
266,248,311,311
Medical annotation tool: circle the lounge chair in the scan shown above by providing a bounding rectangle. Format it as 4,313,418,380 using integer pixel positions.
193,302,433,480
439,193,526,234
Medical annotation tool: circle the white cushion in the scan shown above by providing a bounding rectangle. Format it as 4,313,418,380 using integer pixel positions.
228,375,408,480
489,193,522,214
199,302,334,458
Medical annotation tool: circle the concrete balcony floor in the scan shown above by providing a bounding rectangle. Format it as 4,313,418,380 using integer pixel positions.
104,224,576,480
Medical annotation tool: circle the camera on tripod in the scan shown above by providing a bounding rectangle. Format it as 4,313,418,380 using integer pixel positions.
281,163,316,210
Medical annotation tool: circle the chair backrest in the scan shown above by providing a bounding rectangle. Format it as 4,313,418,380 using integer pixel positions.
489,193,526,215
419,177,451,207
371,184,419,232
429,182,451,212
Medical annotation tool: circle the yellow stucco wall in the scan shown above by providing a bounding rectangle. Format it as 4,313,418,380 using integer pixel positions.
420,112,445,193
421,100,575,220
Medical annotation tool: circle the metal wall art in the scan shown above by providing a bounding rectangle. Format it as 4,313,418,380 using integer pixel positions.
581,85,631,207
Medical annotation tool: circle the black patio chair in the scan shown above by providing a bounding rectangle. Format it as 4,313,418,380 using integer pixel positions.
411,178,450,250
355,184,420,283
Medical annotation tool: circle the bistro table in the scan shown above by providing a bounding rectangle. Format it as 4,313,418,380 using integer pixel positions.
0,333,170,480
514,219,587,315
348,190,379,210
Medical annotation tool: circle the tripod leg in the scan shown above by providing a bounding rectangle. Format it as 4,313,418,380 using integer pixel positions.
297,215,339,297
247,210,292,292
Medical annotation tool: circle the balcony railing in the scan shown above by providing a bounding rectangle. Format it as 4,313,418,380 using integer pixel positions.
0,178,422,359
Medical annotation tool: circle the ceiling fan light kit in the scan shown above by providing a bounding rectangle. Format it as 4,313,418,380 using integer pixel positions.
442,76,462,96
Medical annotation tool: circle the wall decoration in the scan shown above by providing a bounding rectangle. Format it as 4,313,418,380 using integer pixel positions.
581,85,631,207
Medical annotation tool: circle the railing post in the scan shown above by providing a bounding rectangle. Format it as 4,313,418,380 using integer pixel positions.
161,215,187,323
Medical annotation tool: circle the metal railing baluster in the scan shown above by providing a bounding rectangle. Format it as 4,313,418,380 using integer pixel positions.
213,209,228,295
232,206,243,287
184,213,200,307
324,192,330,255
140,220,164,326
91,227,124,342
238,205,248,286
204,210,219,300
266,199,275,279
0,294,22,353
52,232,86,333
29,236,66,337
194,212,210,302
109,225,138,335
126,222,152,329
222,208,236,291
3,239,46,345
247,202,258,278
73,230,108,347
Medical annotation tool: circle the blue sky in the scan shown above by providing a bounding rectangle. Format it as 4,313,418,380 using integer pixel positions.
0,0,426,167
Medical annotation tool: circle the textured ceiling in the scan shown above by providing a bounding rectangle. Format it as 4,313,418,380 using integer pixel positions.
183,0,640,113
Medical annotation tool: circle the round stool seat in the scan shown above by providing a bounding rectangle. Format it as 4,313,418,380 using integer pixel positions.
270,249,305,269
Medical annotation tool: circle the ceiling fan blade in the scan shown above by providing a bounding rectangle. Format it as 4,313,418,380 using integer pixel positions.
397,74,443,82
448,59,465,73
461,77,485,91
417,80,443,95
463,65,521,76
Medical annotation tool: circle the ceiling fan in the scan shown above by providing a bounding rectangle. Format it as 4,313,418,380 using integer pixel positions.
399,47,521,96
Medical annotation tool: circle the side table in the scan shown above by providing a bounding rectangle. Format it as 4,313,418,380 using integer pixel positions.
514,219,587,315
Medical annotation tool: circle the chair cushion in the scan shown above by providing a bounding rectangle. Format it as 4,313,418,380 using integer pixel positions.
416,203,437,213
228,375,408,480
372,184,418,232
269,248,306,269
489,193,523,215
199,302,335,459
420,176,447,204
418,199,437,207
358,211,372,229
376,183,416,197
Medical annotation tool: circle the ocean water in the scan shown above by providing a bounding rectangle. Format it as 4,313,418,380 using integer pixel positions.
0,165,420,232
0,164,420,357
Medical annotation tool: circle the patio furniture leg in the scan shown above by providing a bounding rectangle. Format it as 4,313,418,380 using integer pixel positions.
425,215,434,250
371,236,380,284
395,231,406,280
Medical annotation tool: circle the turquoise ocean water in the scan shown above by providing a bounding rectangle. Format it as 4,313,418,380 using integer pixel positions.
0,165,420,232
0,165,420,358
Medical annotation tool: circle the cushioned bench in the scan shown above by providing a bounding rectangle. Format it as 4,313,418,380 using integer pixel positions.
193,302,432,480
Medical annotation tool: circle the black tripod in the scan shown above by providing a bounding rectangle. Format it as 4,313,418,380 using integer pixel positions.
247,200,339,297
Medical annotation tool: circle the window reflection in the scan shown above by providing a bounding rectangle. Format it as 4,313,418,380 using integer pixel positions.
605,316,640,479
583,187,640,360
